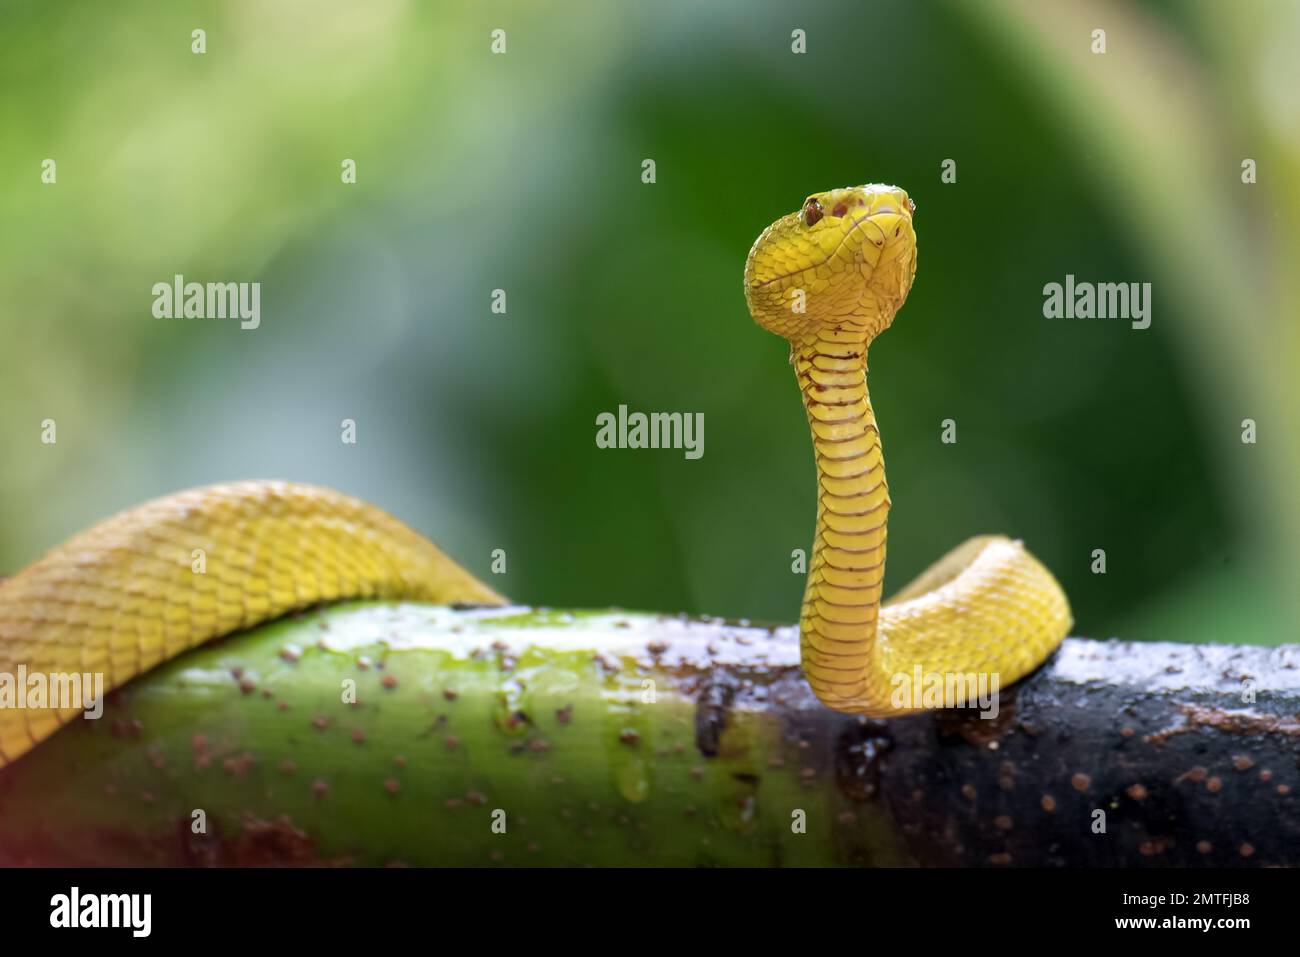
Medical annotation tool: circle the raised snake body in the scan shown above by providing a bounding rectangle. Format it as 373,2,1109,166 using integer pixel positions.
744,184,1071,713
0,183,1070,767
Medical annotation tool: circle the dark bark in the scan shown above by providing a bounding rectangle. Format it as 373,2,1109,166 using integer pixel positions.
873,638,1300,866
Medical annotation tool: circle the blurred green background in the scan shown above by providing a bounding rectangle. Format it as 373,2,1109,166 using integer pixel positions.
2,0,1297,646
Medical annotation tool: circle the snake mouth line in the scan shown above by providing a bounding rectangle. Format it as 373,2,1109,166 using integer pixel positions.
751,210,904,288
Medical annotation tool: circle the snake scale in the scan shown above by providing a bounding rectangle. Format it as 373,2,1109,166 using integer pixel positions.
0,183,1071,768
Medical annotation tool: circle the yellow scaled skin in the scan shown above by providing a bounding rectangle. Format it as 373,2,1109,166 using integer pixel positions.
744,184,1072,714
0,481,503,766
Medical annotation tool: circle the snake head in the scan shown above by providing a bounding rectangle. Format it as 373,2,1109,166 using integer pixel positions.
743,184,917,344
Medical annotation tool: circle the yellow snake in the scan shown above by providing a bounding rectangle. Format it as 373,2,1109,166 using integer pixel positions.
743,183,1071,714
0,182,1070,768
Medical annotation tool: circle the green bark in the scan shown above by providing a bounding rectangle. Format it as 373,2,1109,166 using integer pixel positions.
0,603,911,866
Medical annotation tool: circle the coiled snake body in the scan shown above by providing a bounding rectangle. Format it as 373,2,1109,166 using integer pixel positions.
0,183,1070,767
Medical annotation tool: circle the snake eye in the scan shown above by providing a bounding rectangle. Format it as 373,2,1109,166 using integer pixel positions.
802,198,824,227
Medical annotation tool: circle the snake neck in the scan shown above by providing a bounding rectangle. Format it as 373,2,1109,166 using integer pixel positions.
793,332,889,710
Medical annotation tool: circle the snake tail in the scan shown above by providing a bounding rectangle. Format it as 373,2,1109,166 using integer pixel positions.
0,480,503,767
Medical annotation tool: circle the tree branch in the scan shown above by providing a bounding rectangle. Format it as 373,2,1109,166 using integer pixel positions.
0,604,1295,866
